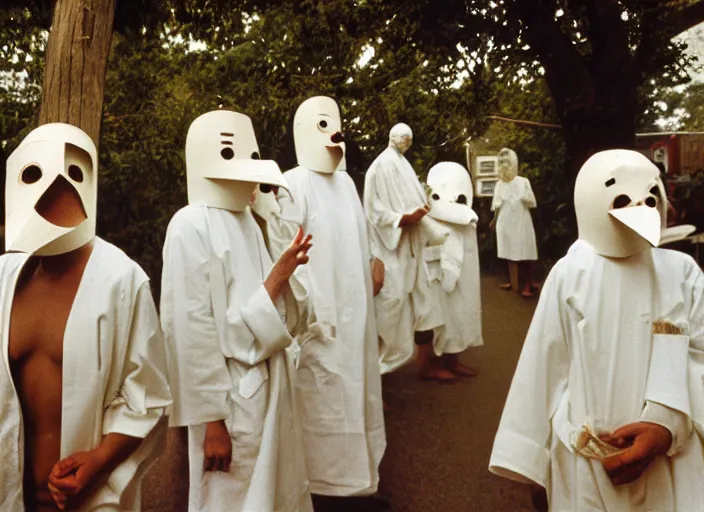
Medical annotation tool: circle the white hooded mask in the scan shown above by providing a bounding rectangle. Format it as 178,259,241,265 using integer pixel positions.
5,123,97,256
293,96,345,174
427,162,479,226
186,110,287,213
575,149,669,258
498,147,519,182
389,123,413,154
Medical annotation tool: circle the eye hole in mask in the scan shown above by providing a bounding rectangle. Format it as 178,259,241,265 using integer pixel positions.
259,184,279,195
612,194,632,209
21,165,43,184
432,193,440,200
251,151,261,160
68,164,84,183
457,194,467,205
221,147,234,160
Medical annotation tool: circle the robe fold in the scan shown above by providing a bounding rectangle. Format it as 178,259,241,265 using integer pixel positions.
160,205,311,512
363,147,443,373
490,240,704,511
0,237,172,511
270,166,386,497
424,219,483,355
491,176,538,261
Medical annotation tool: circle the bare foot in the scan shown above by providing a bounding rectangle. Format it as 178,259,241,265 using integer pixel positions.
498,282,512,291
450,362,479,377
520,289,535,299
418,365,457,382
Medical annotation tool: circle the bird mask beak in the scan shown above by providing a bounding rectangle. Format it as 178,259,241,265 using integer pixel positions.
609,205,662,248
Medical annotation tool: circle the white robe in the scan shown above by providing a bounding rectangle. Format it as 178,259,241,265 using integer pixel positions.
272,166,386,497
424,220,483,355
491,176,538,261
490,240,704,511
0,238,171,511
363,147,443,373
160,205,312,512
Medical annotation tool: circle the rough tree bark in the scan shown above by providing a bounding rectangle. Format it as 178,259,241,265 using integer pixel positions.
39,0,117,148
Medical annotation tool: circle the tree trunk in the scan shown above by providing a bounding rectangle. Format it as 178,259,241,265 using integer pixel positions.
39,0,117,149
560,96,638,185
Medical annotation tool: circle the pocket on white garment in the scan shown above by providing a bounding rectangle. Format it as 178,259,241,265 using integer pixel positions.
238,364,269,399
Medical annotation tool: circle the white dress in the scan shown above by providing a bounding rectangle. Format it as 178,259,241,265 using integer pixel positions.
491,176,538,261
490,240,704,511
364,147,443,373
0,238,172,511
160,205,312,512
272,166,387,497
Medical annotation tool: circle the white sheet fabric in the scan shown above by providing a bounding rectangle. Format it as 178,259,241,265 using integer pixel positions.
424,221,483,355
0,238,171,511
363,147,442,373
271,166,386,497
490,240,704,511
160,205,311,512
491,176,538,261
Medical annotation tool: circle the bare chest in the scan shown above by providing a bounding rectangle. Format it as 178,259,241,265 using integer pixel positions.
8,271,83,365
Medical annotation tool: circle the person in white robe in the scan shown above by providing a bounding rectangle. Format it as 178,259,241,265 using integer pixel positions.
422,162,483,377
490,149,704,511
160,110,313,512
1,123,171,511
490,148,538,298
363,123,451,381
267,96,387,509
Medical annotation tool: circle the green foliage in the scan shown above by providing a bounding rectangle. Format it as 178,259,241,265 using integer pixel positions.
2,0,704,285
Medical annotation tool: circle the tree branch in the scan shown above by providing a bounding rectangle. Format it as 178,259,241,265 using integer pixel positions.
512,0,588,75
585,0,630,61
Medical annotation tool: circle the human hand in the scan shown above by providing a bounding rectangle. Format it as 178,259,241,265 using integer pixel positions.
265,227,313,301
48,449,109,510
371,258,385,296
203,420,233,472
599,422,672,486
489,217,496,231
400,205,430,226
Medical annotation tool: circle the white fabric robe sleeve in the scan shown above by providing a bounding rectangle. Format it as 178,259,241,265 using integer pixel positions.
490,182,503,212
103,283,171,438
161,220,233,427
489,266,570,487
522,178,537,208
219,284,293,366
363,163,405,254
686,269,704,440
640,402,691,456
440,230,464,293
641,265,704,455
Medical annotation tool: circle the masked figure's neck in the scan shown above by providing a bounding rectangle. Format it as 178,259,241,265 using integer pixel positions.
37,240,94,276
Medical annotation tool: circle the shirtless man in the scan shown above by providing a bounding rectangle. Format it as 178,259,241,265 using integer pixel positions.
2,123,170,511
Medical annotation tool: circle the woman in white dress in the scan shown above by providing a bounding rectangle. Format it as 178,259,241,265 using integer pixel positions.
490,148,538,298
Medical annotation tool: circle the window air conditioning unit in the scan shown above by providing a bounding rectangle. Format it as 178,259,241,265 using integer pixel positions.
475,155,499,177
474,155,499,198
